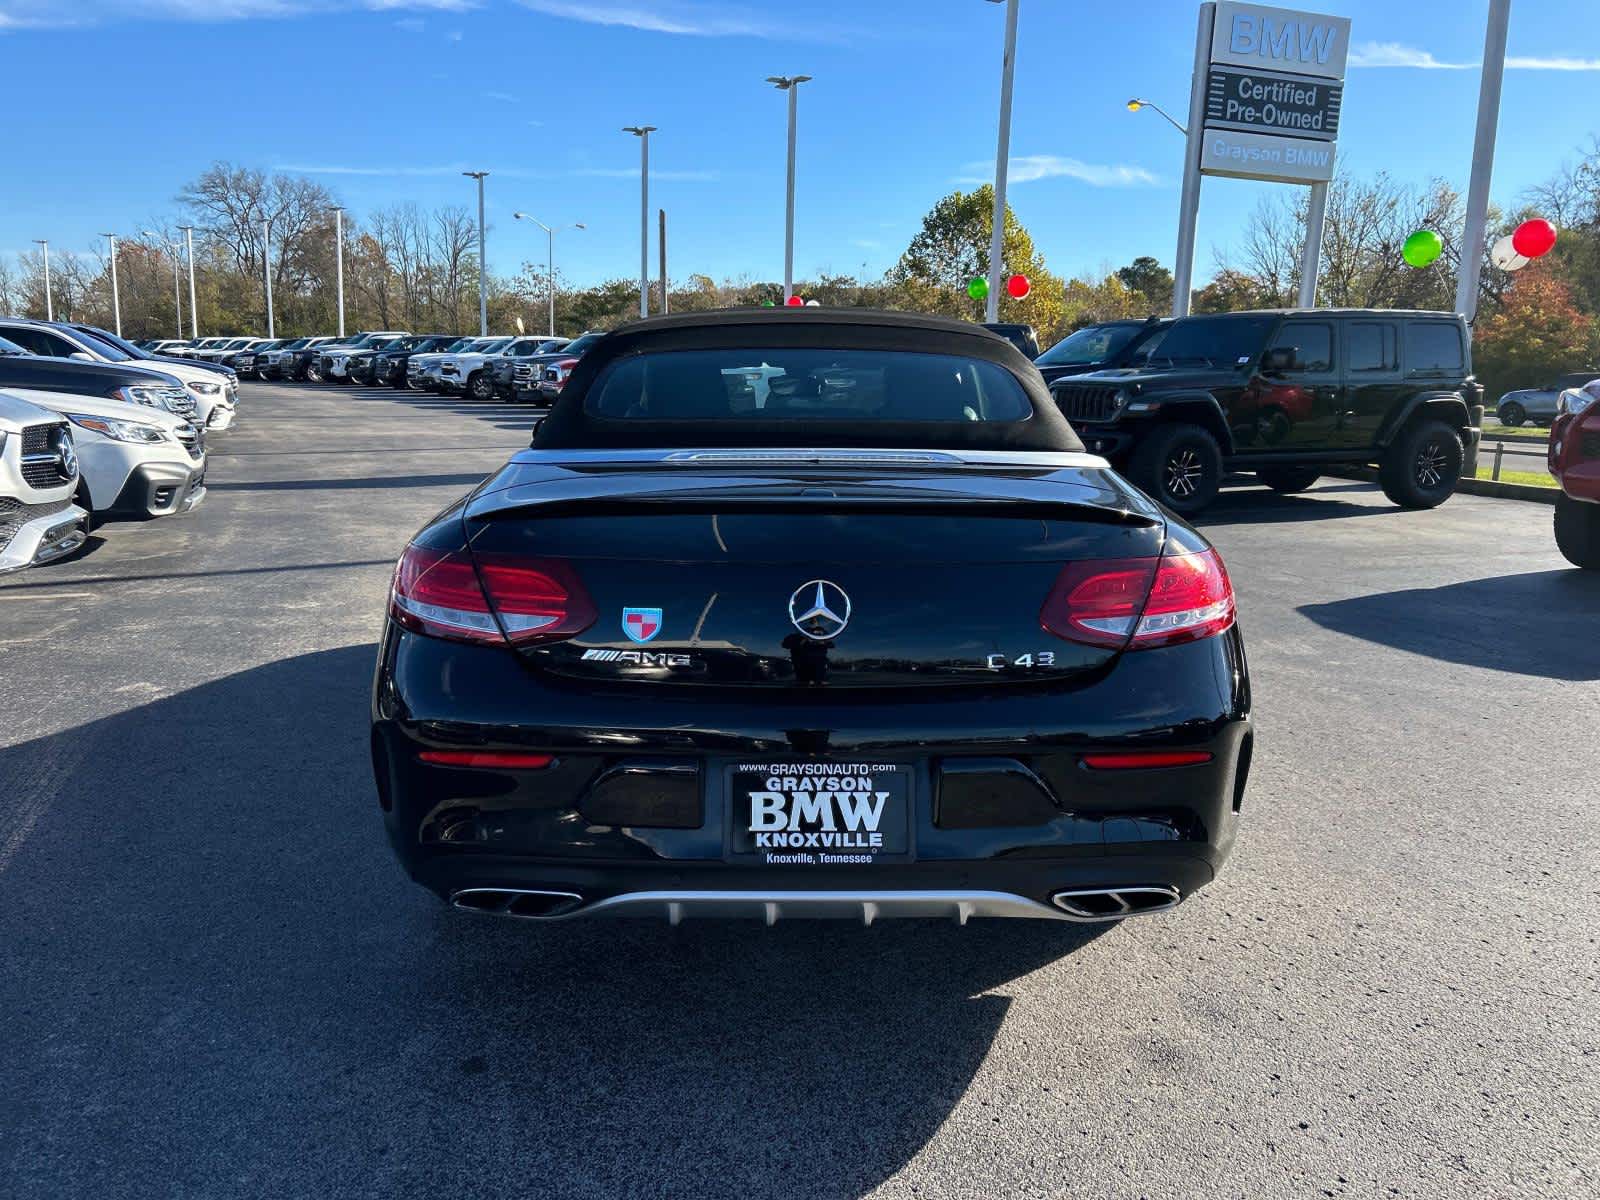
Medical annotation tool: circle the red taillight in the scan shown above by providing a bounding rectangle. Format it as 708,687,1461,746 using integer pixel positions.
389,545,596,645
1041,548,1235,650
418,750,555,769
1081,750,1214,770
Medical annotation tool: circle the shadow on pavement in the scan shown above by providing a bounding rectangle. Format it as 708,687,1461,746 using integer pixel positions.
0,646,1104,1200
1196,484,1399,528
1299,569,1600,680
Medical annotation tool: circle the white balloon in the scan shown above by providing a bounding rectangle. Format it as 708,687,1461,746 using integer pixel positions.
805,299,821,307
1491,234,1530,271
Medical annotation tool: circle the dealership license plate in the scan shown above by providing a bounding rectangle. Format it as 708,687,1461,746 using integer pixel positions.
728,763,910,864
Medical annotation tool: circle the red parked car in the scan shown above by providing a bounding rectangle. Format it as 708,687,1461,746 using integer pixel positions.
1550,385,1600,568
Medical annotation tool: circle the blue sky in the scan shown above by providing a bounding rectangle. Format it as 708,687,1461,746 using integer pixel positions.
2,0,1599,288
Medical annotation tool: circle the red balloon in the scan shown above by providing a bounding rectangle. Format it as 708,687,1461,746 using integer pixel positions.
785,295,804,307
1511,218,1557,259
1006,273,1031,299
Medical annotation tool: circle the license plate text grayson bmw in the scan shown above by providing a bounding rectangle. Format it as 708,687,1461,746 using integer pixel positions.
729,763,910,864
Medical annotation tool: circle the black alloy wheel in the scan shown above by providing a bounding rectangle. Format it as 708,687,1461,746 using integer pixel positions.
1499,401,1527,428
1128,422,1223,515
1379,418,1463,509
1554,493,1600,569
469,371,494,402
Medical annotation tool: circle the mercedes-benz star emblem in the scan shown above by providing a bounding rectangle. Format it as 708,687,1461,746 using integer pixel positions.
57,432,78,481
789,580,851,641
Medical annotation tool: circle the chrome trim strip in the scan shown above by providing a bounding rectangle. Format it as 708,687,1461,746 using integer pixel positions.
450,888,1181,924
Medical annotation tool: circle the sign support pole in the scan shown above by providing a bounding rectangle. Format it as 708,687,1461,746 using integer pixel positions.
1454,0,1511,324
1297,180,1328,307
1172,2,1216,318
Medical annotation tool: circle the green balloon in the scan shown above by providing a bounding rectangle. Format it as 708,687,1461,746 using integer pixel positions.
1403,229,1443,268
760,300,776,307
967,276,990,300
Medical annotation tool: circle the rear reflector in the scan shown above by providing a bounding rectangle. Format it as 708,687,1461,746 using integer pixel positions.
390,545,596,645
419,750,556,769
1041,547,1235,650
1081,751,1214,770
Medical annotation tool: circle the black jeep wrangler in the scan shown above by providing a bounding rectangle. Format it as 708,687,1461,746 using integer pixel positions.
1051,309,1482,514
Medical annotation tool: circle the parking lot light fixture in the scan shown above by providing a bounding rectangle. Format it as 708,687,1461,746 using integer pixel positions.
262,219,275,339
463,172,490,335
622,127,656,319
983,0,1019,324
514,213,586,337
31,239,52,321
332,207,346,339
100,232,122,337
1127,97,1187,136
177,225,199,339
143,230,184,338
766,75,812,302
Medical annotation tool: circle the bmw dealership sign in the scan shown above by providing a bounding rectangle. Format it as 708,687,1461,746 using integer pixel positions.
1198,2,1350,184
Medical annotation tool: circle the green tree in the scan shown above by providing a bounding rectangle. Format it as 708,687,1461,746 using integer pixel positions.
1472,269,1598,401
1114,256,1174,314
888,184,1062,328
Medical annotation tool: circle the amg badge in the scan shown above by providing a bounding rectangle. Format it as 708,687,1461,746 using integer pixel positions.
581,648,696,669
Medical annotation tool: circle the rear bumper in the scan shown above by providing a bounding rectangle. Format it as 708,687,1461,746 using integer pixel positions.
373,624,1252,921
0,503,88,575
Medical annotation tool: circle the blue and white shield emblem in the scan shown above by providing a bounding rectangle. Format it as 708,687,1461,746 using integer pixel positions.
621,607,663,644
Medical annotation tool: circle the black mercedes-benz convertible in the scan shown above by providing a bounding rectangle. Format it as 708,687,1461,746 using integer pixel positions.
370,308,1252,925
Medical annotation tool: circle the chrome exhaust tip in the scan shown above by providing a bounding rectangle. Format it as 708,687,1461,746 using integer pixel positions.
450,888,584,919
1050,886,1181,921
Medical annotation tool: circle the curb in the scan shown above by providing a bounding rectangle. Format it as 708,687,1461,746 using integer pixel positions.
1330,468,1557,505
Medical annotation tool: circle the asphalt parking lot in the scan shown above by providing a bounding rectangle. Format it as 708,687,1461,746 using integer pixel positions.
3,381,1598,1200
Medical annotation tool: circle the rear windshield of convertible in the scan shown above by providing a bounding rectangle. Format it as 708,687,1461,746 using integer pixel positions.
585,349,1033,424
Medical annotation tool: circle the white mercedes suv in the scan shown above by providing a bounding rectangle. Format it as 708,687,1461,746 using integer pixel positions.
0,393,88,574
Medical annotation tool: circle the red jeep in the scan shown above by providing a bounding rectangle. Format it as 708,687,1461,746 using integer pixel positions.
1550,386,1600,568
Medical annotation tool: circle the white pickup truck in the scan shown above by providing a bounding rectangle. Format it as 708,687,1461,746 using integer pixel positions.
0,393,89,574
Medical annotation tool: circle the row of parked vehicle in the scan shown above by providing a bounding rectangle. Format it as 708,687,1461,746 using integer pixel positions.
0,317,235,577
137,330,610,405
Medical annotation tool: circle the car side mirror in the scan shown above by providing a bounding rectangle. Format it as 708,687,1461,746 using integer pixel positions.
1261,347,1296,374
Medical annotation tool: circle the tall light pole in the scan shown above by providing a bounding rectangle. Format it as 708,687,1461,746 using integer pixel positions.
31,240,52,321
262,218,275,338
1455,0,1512,323
622,127,656,318
332,207,346,338
766,75,812,302
99,233,122,337
463,171,489,335
142,230,183,338
513,213,585,337
983,0,1019,324
177,225,199,339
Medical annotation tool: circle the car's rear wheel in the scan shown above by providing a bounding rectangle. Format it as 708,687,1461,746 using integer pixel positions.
1554,493,1600,568
1128,422,1223,515
305,362,324,383
1379,418,1463,509
1255,464,1321,494
468,371,494,402
1499,401,1526,427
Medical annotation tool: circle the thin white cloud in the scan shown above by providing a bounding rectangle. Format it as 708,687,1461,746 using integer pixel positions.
515,0,822,39
0,0,475,27
572,166,720,181
394,15,423,31
1350,40,1600,70
482,90,519,102
957,155,1161,189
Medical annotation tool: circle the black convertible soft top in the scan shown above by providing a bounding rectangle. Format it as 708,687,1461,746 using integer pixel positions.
531,308,1084,453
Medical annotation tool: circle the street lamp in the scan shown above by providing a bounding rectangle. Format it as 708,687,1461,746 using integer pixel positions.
142,230,184,338
99,232,122,337
463,172,489,335
513,213,585,337
31,239,52,321
177,225,199,339
622,126,656,319
1126,97,1188,136
332,207,346,338
766,75,812,302
262,218,276,339
983,0,1019,324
